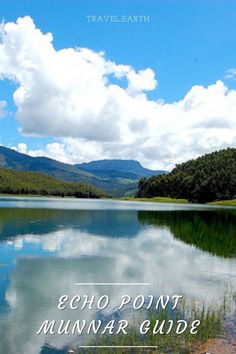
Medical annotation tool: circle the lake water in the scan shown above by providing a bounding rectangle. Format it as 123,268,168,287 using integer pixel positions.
0,197,235,353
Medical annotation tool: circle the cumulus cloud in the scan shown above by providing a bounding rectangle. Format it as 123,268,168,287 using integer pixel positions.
1,16,236,169
0,16,157,141
14,142,27,154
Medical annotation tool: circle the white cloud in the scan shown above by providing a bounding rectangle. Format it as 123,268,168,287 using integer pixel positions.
28,140,104,164
0,16,157,141
15,142,27,154
126,68,157,94
225,68,236,80
0,16,236,169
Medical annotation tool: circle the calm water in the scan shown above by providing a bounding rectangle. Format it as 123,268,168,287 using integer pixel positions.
0,197,236,353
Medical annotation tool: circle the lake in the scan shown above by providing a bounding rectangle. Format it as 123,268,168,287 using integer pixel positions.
0,197,236,353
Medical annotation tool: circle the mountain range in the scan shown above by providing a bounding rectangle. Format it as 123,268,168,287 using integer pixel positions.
0,146,167,196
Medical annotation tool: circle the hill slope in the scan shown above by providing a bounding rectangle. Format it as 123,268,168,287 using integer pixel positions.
0,168,106,198
138,148,236,203
77,159,166,180
0,146,165,196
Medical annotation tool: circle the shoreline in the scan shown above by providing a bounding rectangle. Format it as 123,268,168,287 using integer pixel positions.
0,194,236,207
117,196,236,207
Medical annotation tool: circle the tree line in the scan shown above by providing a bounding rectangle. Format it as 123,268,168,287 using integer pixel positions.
138,148,236,203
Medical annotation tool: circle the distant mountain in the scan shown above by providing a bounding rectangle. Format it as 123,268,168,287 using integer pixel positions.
76,159,166,180
0,146,167,196
0,145,96,184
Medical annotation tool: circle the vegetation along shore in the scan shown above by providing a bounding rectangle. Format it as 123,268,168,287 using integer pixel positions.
75,290,236,354
0,147,235,204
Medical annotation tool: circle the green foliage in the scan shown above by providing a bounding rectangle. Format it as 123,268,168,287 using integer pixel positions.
138,148,236,203
76,293,233,354
0,146,165,197
120,196,188,203
209,199,236,206
0,168,107,198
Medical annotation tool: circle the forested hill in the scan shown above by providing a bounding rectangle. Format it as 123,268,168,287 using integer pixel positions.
0,168,107,198
0,146,165,197
138,148,236,203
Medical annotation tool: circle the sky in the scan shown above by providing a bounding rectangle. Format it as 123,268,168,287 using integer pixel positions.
0,0,236,169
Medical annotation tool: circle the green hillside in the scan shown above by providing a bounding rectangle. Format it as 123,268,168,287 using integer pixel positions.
138,148,236,203
0,168,107,198
0,146,164,196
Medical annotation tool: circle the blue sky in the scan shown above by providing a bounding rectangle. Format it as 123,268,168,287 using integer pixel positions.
0,0,236,168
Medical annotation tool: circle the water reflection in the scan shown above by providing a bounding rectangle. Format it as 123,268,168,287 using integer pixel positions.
0,201,235,354
1,207,235,257
0,208,140,240
138,209,236,257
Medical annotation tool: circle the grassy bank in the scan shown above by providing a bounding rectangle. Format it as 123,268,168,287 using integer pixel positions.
209,199,236,206
118,196,189,204
1,193,235,207
117,196,236,207
75,292,235,354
